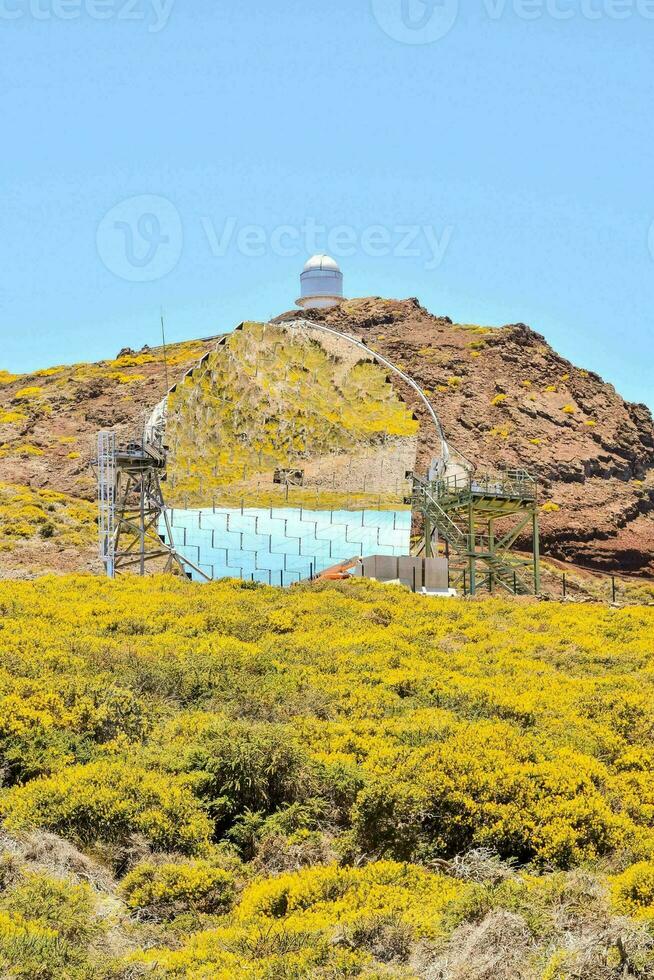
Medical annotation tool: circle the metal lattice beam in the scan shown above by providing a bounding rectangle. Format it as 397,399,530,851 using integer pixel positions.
97,430,116,578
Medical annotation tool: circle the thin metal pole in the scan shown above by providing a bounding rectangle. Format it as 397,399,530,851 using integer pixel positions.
612,575,616,603
424,510,433,558
533,509,541,595
467,497,476,596
562,573,567,598
488,519,494,594
139,478,146,576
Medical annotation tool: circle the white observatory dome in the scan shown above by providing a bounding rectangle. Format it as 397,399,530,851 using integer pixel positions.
303,254,340,273
296,254,344,310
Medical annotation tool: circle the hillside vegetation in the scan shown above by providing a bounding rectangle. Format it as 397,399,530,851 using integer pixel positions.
1,575,654,978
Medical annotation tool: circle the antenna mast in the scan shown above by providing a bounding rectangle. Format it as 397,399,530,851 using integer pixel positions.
160,309,169,391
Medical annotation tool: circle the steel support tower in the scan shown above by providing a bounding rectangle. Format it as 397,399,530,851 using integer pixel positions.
97,430,117,577
96,431,208,580
412,468,540,596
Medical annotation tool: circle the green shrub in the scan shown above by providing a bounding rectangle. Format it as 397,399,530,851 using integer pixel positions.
3,872,99,946
0,872,102,980
163,718,319,828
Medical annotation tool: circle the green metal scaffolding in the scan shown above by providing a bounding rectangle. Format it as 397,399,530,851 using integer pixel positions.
413,469,541,597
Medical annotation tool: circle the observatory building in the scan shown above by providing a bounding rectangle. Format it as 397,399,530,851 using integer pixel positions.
296,254,344,310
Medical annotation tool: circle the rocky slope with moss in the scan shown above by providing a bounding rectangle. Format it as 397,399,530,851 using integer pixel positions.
0,340,216,576
0,298,652,578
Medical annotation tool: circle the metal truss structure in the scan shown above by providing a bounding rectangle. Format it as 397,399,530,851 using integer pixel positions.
412,468,541,596
96,432,209,580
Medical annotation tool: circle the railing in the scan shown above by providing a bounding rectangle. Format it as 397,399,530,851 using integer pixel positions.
434,468,537,503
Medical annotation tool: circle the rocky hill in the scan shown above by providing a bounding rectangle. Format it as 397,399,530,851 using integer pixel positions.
278,299,654,575
0,298,652,577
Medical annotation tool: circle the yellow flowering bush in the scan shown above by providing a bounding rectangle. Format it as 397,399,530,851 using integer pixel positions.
0,443,43,458
132,861,461,978
0,483,95,551
351,724,632,867
0,410,26,424
0,871,105,979
0,575,652,975
234,861,460,935
122,859,236,917
13,386,42,400
611,862,654,921
0,760,212,854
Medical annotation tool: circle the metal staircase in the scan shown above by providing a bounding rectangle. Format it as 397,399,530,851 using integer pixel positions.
412,469,540,597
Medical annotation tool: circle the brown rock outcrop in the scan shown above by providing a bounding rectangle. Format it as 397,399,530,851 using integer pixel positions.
276,298,654,574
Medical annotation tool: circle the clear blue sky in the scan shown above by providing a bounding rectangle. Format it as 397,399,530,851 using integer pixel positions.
1,0,653,408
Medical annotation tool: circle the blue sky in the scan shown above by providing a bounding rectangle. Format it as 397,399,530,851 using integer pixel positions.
1,0,653,408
